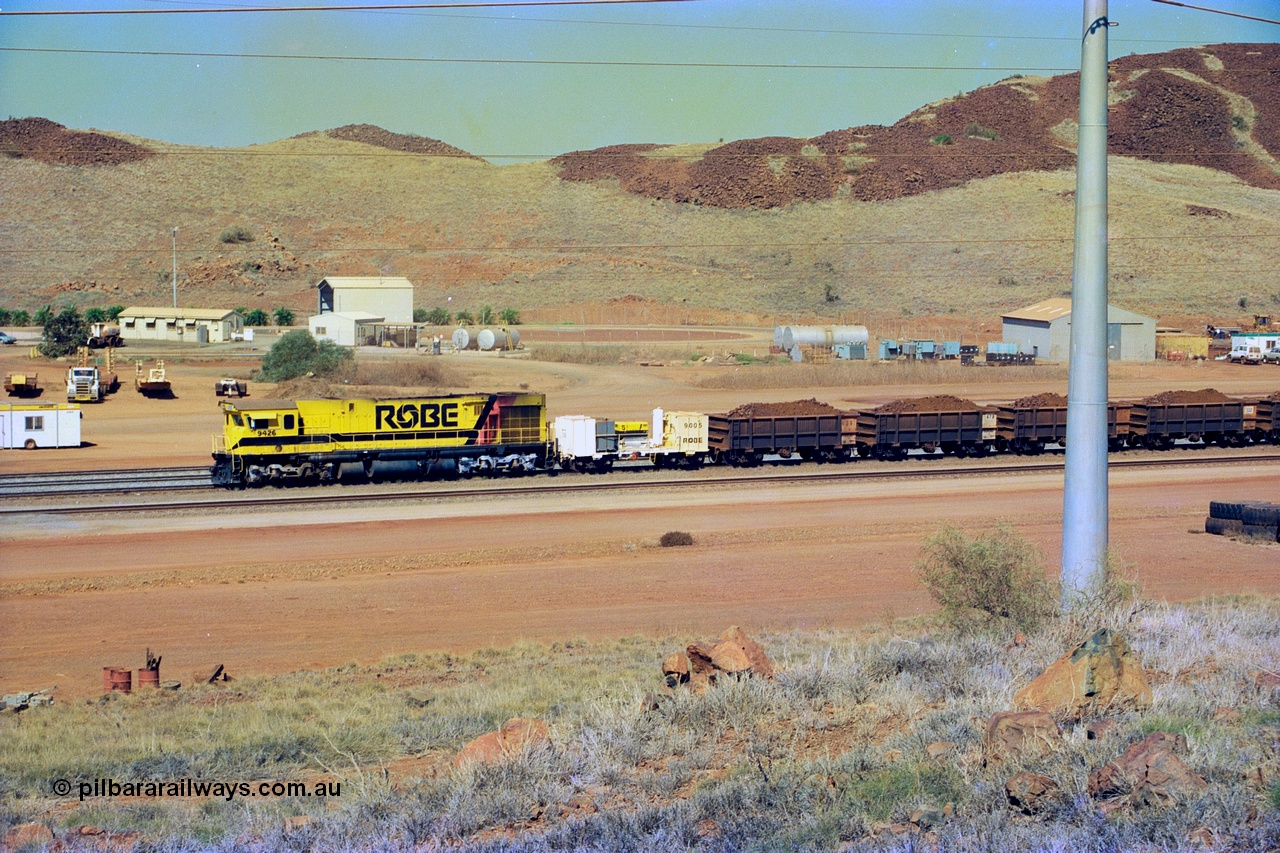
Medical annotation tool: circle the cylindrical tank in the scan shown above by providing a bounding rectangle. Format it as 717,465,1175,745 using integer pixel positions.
773,326,786,348
451,328,473,350
476,328,521,351
782,325,869,350
136,668,160,689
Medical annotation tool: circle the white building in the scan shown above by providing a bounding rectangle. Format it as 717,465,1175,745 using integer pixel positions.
316,276,414,325
1,402,81,449
118,307,243,343
308,311,385,347
1001,298,1156,362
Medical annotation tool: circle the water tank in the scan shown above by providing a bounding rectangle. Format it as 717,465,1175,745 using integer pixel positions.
772,326,786,348
477,329,496,351
782,325,869,350
451,328,473,350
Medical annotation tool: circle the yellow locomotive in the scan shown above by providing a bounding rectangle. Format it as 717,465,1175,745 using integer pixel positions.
211,392,547,487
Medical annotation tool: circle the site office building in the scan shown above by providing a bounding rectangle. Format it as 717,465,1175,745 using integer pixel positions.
117,307,244,343
1001,298,1156,362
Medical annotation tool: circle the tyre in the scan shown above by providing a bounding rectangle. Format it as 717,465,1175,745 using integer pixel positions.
1204,516,1243,536
1241,504,1280,527
1210,500,1257,521
1242,522,1279,542
23,438,36,450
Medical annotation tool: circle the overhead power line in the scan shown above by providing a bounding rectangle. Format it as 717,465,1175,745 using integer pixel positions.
1150,0,1280,26
0,46,1082,72
0,0,706,16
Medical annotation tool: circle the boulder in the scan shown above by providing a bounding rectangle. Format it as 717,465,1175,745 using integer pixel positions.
982,710,1061,767
1014,629,1151,718
710,641,752,673
1005,772,1060,814
1087,732,1208,808
2,823,54,850
454,717,550,767
685,641,718,675
717,626,775,678
1086,718,1119,741
661,652,690,686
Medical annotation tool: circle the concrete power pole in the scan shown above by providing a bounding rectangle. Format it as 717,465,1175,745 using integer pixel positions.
1061,0,1111,604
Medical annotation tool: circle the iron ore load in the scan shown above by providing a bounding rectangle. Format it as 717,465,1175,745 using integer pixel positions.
210,388,1280,487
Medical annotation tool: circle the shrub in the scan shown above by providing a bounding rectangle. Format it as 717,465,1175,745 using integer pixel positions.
0,309,10,325
930,134,954,145
424,308,451,325
39,305,89,358
454,310,474,326
218,225,254,244
477,305,495,325
83,306,106,323
499,307,521,325
915,523,1058,632
964,122,998,140
105,305,124,321
243,308,269,327
272,306,295,327
32,304,54,327
10,309,30,326
659,531,694,547
413,308,429,323
258,329,353,382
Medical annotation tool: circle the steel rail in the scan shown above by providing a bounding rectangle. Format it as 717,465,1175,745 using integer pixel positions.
2,452,1277,517
0,466,211,497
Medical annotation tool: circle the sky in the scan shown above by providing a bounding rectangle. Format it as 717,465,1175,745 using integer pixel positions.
1,0,1278,161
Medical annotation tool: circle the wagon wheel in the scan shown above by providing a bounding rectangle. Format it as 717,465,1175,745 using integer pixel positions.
23,438,36,450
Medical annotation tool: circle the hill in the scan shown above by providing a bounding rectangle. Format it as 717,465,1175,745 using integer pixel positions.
0,43,1278,327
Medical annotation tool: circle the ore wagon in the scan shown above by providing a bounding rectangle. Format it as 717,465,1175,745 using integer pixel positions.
1127,389,1250,448
707,400,847,465
996,393,1133,453
852,395,997,459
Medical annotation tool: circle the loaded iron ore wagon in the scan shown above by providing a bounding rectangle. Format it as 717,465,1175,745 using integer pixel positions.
1125,389,1252,448
211,392,548,487
995,392,1133,454
707,399,848,465
852,395,997,459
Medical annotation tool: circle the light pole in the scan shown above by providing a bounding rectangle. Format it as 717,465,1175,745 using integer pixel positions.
171,227,178,309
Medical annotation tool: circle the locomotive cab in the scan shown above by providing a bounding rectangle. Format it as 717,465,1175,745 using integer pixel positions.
219,400,301,450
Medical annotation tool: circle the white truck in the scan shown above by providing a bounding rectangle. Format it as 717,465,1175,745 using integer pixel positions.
87,323,122,348
66,365,118,402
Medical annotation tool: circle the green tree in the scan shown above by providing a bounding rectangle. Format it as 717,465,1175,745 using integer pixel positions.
39,305,89,358
257,329,353,382
477,304,495,325
272,307,295,327
915,523,1058,632
105,305,124,321
10,310,30,326
425,307,451,325
498,307,521,325
413,308,429,324
84,306,107,323
0,309,11,326
244,309,269,327
32,304,54,326
234,306,248,317
454,310,474,326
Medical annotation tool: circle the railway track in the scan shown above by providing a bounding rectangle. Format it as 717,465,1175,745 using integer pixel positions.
0,466,212,498
2,451,1278,517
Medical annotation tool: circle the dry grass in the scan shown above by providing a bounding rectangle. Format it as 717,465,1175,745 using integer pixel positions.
693,360,1069,391
3,591,1279,851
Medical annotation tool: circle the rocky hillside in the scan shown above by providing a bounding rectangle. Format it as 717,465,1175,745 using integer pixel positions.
554,43,1280,208
1,44,1277,325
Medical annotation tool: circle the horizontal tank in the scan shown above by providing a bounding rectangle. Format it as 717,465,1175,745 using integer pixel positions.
782,325,869,350
773,326,785,347
451,328,474,350
476,328,522,351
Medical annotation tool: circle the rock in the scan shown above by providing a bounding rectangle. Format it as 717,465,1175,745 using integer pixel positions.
717,626,774,677
910,803,953,828
710,641,752,673
501,717,550,749
1014,628,1151,718
685,641,718,675
283,815,313,834
883,748,904,763
454,731,506,767
983,710,1062,767
1086,718,1118,741
661,652,690,686
1188,826,1220,848
925,741,956,760
1087,732,1208,808
1005,772,1061,814
454,717,550,768
2,823,54,850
